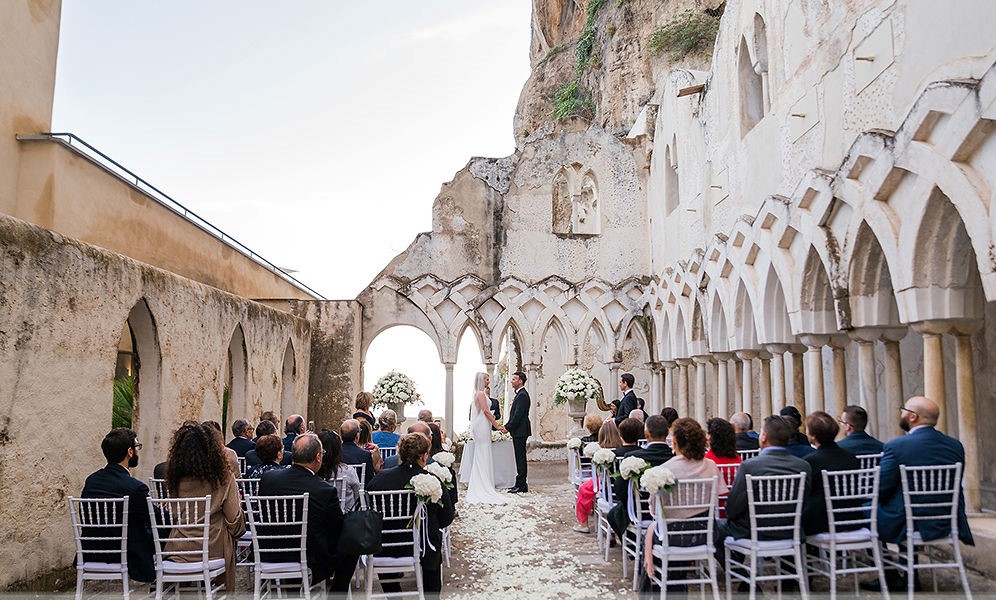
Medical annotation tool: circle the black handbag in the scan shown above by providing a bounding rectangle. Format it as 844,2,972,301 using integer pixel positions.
338,502,383,556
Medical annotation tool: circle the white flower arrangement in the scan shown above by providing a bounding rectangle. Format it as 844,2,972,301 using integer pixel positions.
456,429,473,445
426,462,454,488
640,465,678,495
408,473,443,505
591,448,617,466
372,370,423,407
491,430,512,442
441,439,453,451
619,456,650,481
566,437,583,450
553,368,601,406
432,451,456,468
582,441,601,458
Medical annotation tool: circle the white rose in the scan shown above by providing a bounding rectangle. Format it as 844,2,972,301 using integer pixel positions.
583,442,601,458
432,451,456,468
591,448,616,466
410,473,443,504
566,437,583,450
641,465,678,495
426,462,453,484
619,456,649,480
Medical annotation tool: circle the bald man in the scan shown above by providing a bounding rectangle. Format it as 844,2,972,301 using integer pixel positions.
381,421,433,469
878,396,974,546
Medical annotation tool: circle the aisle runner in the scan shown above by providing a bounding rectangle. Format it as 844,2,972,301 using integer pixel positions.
444,480,620,598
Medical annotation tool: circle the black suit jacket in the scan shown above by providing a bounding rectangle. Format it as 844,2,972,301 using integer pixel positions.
80,464,156,582
505,387,531,438
226,436,255,457
735,432,760,451
802,442,860,535
341,442,375,484
725,448,812,540
489,397,502,430
611,442,674,505
367,464,455,570
837,431,884,456
614,390,639,425
258,464,345,584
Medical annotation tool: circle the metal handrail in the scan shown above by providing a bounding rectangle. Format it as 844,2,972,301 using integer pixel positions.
16,132,325,300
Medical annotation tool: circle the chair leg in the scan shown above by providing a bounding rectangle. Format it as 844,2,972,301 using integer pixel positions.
796,547,809,600
953,541,973,600
906,545,915,600
709,555,721,600
871,542,890,600
415,563,425,600
724,547,732,600
749,552,757,600
365,558,375,597
633,529,641,591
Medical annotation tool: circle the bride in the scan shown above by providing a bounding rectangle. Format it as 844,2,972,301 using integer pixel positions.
464,372,508,504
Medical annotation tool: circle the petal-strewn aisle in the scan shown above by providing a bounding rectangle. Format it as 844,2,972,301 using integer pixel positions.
443,461,627,598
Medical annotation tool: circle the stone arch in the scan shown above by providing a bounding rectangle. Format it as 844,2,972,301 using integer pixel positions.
455,319,487,364
848,221,901,327
798,246,838,333
673,306,689,358
280,339,296,421
538,314,572,365
708,290,730,352
759,264,794,343
224,323,248,430
730,279,759,350
579,315,612,364
689,299,708,356
120,298,161,477
738,35,764,136
359,285,445,364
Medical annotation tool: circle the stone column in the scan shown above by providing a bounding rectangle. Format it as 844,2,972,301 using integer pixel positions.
693,356,709,424
734,358,744,410
726,355,738,417
913,322,948,432
735,350,758,416
662,361,676,410
608,362,621,394
953,323,982,512
789,345,807,416
764,344,788,415
714,353,733,419
829,335,849,418
444,363,456,439
799,335,829,415
849,329,880,434
881,328,907,439
647,362,662,414
709,356,721,418
526,363,540,440
676,358,692,418
758,350,772,419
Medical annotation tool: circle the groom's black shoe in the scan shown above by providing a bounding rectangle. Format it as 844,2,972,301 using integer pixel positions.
508,486,528,493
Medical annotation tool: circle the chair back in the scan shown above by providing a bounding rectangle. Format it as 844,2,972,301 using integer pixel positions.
237,456,247,476
595,463,615,504
637,438,649,448
737,449,760,461
246,494,309,565
653,477,717,550
147,495,213,567
330,477,347,500
899,462,963,541
744,473,806,543
235,477,260,520
380,446,398,460
366,490,421,559
148,477,168,499
626,479,652,525
347,463,367,486
68,496,129,568
857,453,883,470
717,463,740,487
822,467,880,535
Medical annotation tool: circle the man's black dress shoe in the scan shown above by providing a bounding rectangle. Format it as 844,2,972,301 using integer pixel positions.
508,486,527,493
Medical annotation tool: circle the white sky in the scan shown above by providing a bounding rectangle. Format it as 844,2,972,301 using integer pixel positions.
53,1,534,432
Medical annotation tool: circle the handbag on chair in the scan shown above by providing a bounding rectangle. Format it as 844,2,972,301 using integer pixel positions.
338,497,383,556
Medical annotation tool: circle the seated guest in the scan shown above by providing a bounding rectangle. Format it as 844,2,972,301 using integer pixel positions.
340,419,375,484
367,433,455,594
574,419,624,533
581,414,604,443
660,407,679,447
358,420,384,473
418,409,434,423
382,421,433,470
628,409,646,422
244,434,285,479
260,410,280,431
635,397,650,422
704,418,742,465
258,433,358,591
153,419,198,479
226,419,255,457
81,428,155,583
731,412,760,451
608,415,674,537
246,420,292,467
615,417,644,458
353,391,377,429
163,423,245,591
203,420,240,475
371,409,401,448
779,406,814,458
716,416,811,560
837,405,884,456
316,430,361,512
802,411,859,535
283,414,305,453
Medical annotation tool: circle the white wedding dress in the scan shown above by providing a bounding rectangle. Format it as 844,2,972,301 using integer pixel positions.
464,393,507,504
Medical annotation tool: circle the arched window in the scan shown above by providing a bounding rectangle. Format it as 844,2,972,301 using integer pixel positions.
112,298,161,477
280,340,296,420
739,14,769,136
663,144,680,215
224,324,248,433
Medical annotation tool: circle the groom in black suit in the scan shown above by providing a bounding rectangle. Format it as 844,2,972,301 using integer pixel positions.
506,370,532,493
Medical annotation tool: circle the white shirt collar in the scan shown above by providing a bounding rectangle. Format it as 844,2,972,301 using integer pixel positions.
908,424,932,434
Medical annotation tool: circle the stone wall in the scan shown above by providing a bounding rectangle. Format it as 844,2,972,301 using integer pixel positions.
0,213,311,588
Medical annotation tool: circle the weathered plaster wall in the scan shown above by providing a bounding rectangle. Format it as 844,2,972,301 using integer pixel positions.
0,213,310,588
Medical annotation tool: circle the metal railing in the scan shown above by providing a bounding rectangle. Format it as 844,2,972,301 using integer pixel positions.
16,132,325,300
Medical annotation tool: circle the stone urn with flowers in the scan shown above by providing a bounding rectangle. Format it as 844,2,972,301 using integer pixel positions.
554,368,602,438
372,370,423,421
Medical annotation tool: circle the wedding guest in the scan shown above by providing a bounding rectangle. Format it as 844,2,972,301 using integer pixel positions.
573,419,623,533
837,405,884,456
382,421,434,470
247,420,292,467
731,412,759,451
283,414,305,452
371,409,400,448
163,423,245,591
418,409,434,422
244,434,285,479
581,414,604,443
316,430,361,512
704,418,742,465
340,419,375,484
608,416,674,537
358,420,384,473
779,406,814,458
226,419,255,457
802,411,859,536
629,409,646,422
427,421,457,505
616,418,644,458
260,410,280,429
80,428,155,583
660,407,679,429
202,420,240,476
353,392,376,429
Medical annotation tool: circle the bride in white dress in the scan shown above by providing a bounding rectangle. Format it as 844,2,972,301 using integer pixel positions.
464,372,508,505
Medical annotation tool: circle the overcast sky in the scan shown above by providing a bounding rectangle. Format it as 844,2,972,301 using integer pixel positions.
53,1,534,432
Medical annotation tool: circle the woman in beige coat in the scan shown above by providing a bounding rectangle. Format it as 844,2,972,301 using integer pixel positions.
163,423,245,591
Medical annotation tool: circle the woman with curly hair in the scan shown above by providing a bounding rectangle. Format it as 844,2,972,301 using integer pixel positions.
704,417,742,465
164,422,245,590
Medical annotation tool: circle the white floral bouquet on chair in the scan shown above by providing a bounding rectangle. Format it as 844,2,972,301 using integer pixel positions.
432,451,456,468
426,463,454,489
583,441,601,458
591,448,617,467
640,465,677,494
618,456,650,482
407,473,443,506
566,437,583,451
372,370,423,407
553,368,601,405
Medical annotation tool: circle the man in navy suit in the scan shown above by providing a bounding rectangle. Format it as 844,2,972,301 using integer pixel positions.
340,419,375,484
226,419,256,457
614,373,639,425
80,428,155,583
506,370,532,493
837,405,884,456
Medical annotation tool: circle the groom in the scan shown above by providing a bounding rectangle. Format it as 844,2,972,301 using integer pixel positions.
506,370,531,493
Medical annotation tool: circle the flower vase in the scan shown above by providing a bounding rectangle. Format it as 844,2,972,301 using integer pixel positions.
567,396,587,438
387,401,406,422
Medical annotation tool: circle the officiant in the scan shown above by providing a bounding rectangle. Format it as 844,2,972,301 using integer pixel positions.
485,384,502,430
613,373,638,425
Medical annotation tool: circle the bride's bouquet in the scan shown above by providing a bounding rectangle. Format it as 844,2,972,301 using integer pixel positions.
372,370,423,407
426,462,454,489
407,473,444,506
554,368,600,405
